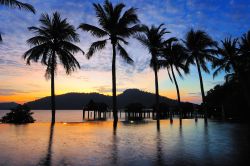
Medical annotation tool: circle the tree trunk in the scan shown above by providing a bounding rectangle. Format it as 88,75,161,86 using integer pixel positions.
170,64,182,119
153,61,160,130
195,57,207,120
112,44,118,129
51,51,56,124
237,73,250,110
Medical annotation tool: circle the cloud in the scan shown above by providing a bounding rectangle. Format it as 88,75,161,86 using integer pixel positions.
0,88,27,96
91,85,126,94
187,92,201,96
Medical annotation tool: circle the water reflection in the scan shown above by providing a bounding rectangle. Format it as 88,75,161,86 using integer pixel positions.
111,129,118,165
203,121,212,165
0,120,248,166
38,123,54,166
155,130,164,166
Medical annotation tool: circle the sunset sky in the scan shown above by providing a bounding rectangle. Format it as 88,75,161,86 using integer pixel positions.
0,0,249,104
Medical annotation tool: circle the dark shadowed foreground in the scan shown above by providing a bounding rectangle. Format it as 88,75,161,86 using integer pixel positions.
0,118,248,166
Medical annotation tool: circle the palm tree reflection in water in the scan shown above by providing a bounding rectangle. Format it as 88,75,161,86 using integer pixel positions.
38,124,54,166
111,129,118,165
155,129,164,166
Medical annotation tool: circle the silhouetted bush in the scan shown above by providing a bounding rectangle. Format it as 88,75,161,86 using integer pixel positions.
1,104,35,124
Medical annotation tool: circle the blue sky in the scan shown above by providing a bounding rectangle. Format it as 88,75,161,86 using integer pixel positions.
0,0,250,103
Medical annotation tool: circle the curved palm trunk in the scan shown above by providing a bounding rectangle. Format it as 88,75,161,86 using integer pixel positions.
153,62,160,130
170,64,182,119
51,51,56,124
195,57,207,120
112,44,118,129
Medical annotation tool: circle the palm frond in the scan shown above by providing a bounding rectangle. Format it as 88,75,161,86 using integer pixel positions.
117,43,133,64
79,23,108,38
117,37,128,45
0,0,36,13
213,65,225,78
118,7,139,27
87,40,107,58
23,43,49,65
167,67,173,82
57,49,81,74
93,3,108,28
27,36,50,46
60,41,84,55
24,12,83,78
119,24,142,37
113,3,125,22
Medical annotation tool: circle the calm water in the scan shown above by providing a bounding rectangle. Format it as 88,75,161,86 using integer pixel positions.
0,110,249,166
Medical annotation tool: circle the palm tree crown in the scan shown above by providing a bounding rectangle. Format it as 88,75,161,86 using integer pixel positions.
213,37,239,78
159,38,189,79
136,24,169,69
24,12,84,77
79,0,140,62
184,29,216,73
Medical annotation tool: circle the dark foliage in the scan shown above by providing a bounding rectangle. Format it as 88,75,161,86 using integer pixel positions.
205,80,248,121
1,104,35,124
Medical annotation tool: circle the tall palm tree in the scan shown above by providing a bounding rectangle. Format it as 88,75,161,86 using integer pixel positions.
24,12,84,123
239,30,250,109
0,0,36,41
159,38,189,119
183,29,216,120
136,24,169,129
79,0,140,129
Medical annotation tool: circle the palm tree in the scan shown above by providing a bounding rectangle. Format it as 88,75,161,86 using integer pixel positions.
239,30,250,109
183,29,216,120
24,12,84,123
159,38,189,119
0,0,35,41
136,24,169,129
213,34,250,110
79,0,140,129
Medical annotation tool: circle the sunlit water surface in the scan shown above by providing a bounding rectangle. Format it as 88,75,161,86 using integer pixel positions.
0,110,249,166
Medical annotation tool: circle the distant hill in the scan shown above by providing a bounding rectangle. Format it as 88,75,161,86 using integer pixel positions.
25,89,178,110
0,102,19,110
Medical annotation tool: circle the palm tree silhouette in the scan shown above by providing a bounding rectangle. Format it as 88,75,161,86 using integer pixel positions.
0,0,35,41
158,38,189,119
136,24,169,129
79,0,140,129
239,30,250,109
212,37,239,78
24,12,84,123
183,29,216,120
214,33,250,110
